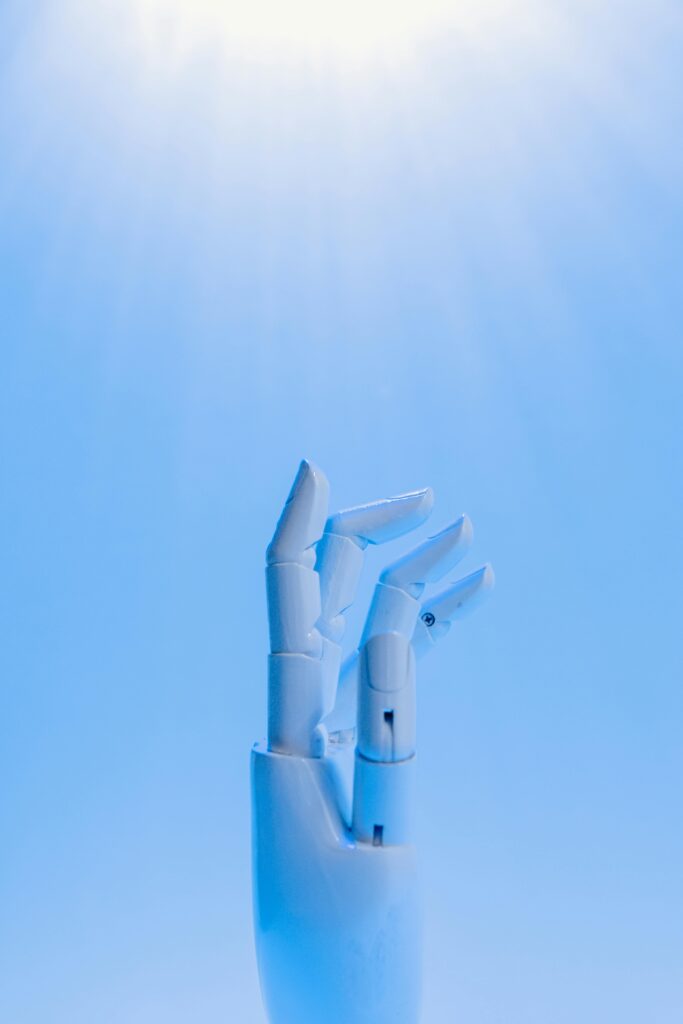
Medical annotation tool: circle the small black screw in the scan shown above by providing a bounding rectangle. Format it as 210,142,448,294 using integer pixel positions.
422,612,436,627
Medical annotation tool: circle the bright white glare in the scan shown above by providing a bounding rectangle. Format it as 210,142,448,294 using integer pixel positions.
137,0,465,63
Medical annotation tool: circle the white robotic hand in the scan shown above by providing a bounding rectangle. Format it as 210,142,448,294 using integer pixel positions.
251,461,493,1024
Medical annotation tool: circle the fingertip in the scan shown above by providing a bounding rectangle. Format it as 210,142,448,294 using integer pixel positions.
418,485,435,518
381,512,472,589
480,562,495,592
267,458,330,564
326,485,434,546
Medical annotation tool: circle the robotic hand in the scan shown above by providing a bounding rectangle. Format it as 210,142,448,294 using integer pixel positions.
251,460,493,1024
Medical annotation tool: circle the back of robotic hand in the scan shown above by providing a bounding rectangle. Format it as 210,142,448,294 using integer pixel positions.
251,461,493,1024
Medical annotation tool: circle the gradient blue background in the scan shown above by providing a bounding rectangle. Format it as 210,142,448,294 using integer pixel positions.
1,2,682,1021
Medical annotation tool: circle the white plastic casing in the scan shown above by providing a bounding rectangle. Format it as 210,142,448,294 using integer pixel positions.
251,743,421,1024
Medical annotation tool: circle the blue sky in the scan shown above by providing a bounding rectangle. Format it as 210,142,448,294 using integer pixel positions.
1,2,682,1021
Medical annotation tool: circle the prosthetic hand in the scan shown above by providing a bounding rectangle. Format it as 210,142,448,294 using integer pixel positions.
251,461,493,1024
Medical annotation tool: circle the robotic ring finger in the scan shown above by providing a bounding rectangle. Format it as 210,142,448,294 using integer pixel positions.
251,461,493,1024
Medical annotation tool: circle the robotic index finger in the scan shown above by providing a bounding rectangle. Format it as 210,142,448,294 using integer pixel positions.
265,460,433,758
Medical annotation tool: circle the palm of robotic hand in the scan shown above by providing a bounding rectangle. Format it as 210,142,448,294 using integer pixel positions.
251,461,493,1024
